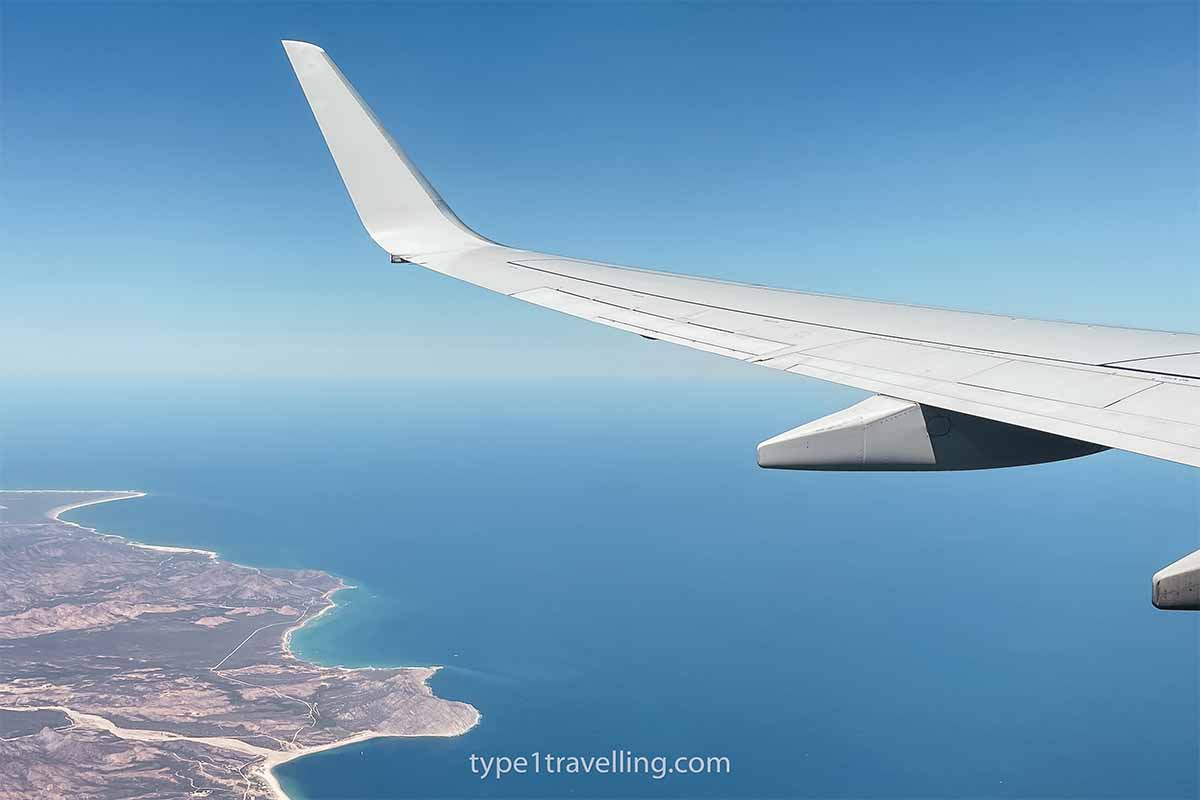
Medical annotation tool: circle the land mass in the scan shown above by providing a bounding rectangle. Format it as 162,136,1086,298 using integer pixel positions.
0,491,480,799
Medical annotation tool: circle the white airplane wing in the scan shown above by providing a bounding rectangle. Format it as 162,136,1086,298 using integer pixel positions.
282,40,1200,476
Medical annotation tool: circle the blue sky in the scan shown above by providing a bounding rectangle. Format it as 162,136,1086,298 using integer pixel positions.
2,1,1195,379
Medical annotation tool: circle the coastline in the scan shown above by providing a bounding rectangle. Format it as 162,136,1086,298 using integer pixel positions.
266,582,474,799
280,584,410,672
31,490,481,800
44,490,220,560
41,489,148,521
280,584,351,660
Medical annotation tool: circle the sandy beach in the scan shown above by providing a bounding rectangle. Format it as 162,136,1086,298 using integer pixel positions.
40,490,221,560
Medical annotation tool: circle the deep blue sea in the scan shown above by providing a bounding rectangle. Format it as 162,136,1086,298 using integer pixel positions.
2,378,1196,799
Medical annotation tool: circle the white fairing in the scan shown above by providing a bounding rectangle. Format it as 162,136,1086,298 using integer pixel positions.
283,41,1200,471
1153,550,1200,610
758,396,936,470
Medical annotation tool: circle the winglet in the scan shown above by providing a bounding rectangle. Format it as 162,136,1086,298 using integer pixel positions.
282,40,489,257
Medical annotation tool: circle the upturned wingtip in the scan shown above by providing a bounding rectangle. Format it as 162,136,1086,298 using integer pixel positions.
281,40,325,54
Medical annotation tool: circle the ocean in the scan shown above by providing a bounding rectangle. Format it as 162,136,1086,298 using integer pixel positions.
3,377,1196,799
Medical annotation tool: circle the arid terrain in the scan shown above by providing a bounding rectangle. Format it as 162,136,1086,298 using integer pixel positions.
0,491,479,799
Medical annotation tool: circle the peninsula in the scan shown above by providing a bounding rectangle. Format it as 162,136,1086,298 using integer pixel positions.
0,490,479,799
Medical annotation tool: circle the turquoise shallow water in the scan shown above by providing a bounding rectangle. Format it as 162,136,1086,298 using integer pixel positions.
4,378,1197,799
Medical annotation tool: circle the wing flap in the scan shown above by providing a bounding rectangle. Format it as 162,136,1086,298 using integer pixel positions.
1107,383,1200,427
961,361,1155,408
800,338,1009,382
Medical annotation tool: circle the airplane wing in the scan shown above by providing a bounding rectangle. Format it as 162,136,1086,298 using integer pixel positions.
282,40,1200,475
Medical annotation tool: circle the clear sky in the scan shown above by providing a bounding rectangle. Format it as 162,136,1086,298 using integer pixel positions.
2,1,1196,380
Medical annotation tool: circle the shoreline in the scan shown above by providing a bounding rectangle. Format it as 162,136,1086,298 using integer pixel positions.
280,584,420,673
43,490,220,559
42,489,148,521
259,717,473,797
281,584,350,660
28,490,481,800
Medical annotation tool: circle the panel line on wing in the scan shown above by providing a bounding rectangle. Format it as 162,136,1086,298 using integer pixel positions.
511,286,791,359
506,259,1197,375
1105,351,1200,365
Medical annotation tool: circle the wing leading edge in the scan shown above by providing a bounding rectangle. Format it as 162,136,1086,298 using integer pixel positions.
282,40,1200,472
